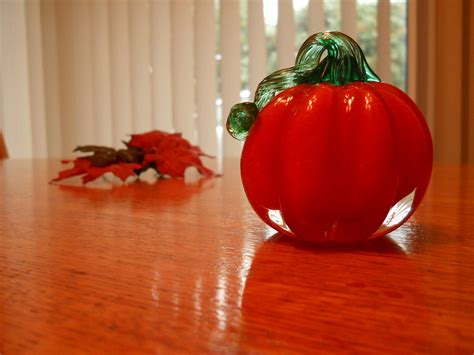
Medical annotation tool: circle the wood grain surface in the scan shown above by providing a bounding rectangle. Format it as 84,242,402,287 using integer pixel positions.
0,159,473,353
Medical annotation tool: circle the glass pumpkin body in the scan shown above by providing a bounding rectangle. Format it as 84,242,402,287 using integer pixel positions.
241,82,432,243
227,32,433,243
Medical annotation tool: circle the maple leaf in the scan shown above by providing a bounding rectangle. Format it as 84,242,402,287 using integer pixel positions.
116,147,144,164
51,158,92,182
144,149,214,178
74,145,144,166
74,146,118,166
81,163,142,184
51,159,142,184
127,130,214,158
128,130,169,151
143,134,214,178
52,130,215,185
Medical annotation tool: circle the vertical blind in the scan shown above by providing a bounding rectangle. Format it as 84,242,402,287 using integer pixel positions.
1,0,406,161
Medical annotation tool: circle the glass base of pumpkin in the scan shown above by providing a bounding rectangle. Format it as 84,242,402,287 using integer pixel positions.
262,189,416,243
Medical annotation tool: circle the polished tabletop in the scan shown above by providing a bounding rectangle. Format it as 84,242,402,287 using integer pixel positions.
0,159,473,353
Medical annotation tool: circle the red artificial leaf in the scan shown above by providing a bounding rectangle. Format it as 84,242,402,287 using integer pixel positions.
51,158,92,182
52,130,215,185
130,131,215,177
128,130,169,151
143,134,214,177
144,149,214,178
128,130,214,158
191,145,214,158
51,159,141,184
81,163,142,184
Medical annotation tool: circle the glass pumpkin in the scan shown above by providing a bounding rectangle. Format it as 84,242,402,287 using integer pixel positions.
226,32,433,243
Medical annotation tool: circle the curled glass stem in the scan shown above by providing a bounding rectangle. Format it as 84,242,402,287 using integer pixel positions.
226,102,259,141
227,31,381,141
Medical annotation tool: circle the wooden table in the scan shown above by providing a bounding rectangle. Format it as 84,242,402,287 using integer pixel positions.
1,159,473,353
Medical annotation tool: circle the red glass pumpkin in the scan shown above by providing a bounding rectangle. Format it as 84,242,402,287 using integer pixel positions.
227,32,433,243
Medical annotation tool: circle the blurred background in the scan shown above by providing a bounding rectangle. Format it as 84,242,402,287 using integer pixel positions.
0,0,473,164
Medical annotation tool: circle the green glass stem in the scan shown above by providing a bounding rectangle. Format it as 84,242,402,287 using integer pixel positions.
295,32,380,86
226,31,381,141
226,102,259,141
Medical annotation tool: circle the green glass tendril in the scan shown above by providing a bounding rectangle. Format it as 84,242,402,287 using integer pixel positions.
226,31,381,141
